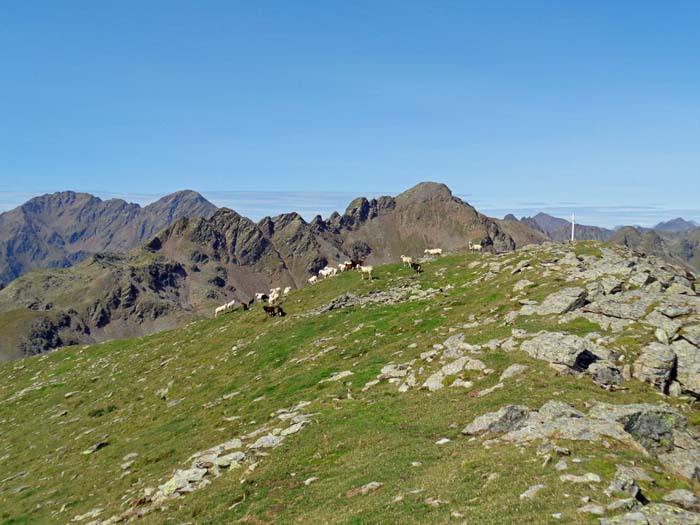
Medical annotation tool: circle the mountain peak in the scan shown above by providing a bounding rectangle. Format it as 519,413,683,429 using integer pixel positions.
396,182,453,203
653,217,698,233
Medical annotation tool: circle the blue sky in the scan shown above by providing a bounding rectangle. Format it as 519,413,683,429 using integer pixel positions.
1,1,699,226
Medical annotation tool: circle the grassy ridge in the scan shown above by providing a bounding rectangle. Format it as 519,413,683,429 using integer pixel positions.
0,244,697,524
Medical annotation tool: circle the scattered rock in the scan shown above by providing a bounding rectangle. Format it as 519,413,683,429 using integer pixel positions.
561,473,601,483
500,364,528,380
519,484,545,499
662,489,698,509
346,481,382,498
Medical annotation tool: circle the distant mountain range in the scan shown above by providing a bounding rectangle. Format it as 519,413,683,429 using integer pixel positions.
0,190,217,286
503,212,700,278
0,182,698,361
504,212,613,242
0,182,538,360
653,217,699,233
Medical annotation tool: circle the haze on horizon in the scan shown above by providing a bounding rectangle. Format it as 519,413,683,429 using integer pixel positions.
2,1,699,227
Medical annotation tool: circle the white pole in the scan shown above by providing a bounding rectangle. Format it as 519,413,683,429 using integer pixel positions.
571,213,575,242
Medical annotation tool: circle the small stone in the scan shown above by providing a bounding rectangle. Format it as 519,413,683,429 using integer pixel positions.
346,481,382,498
249,435,282,449
421,372,445,392
519,484,545,499
500,364,528,380
560,473,601,483
577,504,605,515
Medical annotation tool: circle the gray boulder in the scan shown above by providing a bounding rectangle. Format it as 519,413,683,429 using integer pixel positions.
672,339,700,396
521,287,588,315
520,332,604,371
588,403,686,454
633,343,676,393
461,405,530,436
681,325,700,347
663,489,698,510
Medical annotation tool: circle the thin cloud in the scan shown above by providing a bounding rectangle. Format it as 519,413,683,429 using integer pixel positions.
1,189,699,228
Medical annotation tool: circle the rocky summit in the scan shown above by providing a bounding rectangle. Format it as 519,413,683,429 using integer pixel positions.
1,240,699,524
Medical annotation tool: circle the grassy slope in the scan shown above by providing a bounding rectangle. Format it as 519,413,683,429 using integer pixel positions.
0,243,698,525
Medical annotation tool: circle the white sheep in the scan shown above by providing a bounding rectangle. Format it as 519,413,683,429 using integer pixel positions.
214,304,227,317
283,286,292,295
226,299,236,310
468,241,482,253
358,265,373,280
338,263,347,273
424,248,443,256
308,275,318,284
319,266,338,279
255,292,268,302
400,255,413,266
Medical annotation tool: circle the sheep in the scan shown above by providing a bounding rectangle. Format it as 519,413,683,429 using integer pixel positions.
468,241,482,253
350,259,364,269
268,289,281,306
263,305,286,317
410,262,422,273
338,263,347,273
358,265,373,280
424,248,443,256
308,275,318,284
214,304,227,317
343,261,355,272
283,286,292,295
214,299,237,317
255,292,269,302
400,255,413,266
319,266,338,279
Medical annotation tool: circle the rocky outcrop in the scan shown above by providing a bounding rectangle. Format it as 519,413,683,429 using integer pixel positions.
464,401,700,481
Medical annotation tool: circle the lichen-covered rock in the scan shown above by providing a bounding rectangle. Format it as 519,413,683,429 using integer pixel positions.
588,403,686,454
520,332,605,371
422,372,445,392
520,287,588,315
672,339,700,396
633,343,676,392
500,363,528,380
663,489,698,509
461,405,530,436
600,503,700,524
588,361,623,387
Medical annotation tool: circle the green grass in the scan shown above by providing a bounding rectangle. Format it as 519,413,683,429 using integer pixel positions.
0,242,697,524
